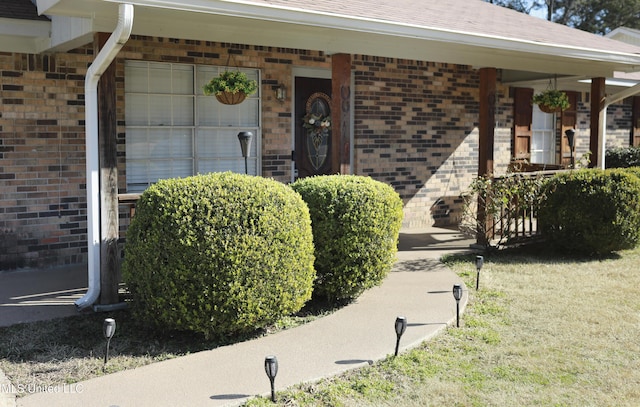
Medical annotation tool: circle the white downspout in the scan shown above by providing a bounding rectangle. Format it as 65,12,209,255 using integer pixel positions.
598,82,640,169
76,4,134,310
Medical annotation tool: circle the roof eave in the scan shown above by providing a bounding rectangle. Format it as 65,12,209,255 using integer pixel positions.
36,0,640,76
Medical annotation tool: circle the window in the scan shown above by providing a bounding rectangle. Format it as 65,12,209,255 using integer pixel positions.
125,61,260,192
530,105,555,164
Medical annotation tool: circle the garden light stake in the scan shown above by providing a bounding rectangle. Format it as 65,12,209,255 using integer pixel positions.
476,255,484,290
394,316,407,356
453,284,463,327
103,318,116,366
264,355,278,402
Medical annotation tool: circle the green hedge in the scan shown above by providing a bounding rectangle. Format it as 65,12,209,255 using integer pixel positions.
122,172,315,338
622,166,640,180
539,169,640,254
291,175,404,301
605,146,640,168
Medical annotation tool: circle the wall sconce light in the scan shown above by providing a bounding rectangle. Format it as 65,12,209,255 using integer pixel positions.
275,83,286,102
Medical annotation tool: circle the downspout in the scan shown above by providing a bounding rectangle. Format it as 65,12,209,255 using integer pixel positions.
76,4,134,310
598,82,640,169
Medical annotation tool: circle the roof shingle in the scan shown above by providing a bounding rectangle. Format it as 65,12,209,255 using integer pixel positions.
0,0,49,21
247,0,640,55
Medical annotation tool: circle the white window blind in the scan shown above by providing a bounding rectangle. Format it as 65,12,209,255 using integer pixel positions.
125,61,260,192
531,105,555,164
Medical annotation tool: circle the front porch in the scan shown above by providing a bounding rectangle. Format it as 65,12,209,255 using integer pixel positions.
3,0,640,310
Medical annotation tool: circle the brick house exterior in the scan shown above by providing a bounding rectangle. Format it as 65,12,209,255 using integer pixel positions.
3,0,640,288
1,49,92,269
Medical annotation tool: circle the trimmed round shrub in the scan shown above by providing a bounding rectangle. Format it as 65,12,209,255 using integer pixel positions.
122,172,315,339
622,166,640,180
539,169,640,254
291,175,404,301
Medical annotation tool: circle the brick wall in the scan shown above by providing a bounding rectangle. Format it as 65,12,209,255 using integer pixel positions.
115,37,333,187
607,101,632,149
572,95,631,163
0,39,336,269
351,58,513,227
1,51,92,269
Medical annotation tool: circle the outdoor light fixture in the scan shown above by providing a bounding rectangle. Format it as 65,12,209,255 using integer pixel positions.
452,284,463,327
475,255,484,290
264,355,278,402
394,316,407,357
565,128,576,167
237,131,253,174
103,318,116,366
275,83,286,102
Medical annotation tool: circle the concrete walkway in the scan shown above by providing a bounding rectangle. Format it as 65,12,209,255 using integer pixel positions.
0,227,475,407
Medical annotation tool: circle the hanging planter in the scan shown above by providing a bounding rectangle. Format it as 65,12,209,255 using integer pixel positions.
203,70,258,105
215,90,247,105
532,89,571,113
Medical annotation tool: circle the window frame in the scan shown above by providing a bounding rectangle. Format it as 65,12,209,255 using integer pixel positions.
124,60,262,192
530,104,556,165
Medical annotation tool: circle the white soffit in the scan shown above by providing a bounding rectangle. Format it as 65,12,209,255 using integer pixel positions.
49,15,94,51
0,17,50,53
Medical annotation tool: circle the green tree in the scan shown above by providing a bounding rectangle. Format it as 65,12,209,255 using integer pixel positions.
568,0,640,34
485,0,535,13
487,0,640,34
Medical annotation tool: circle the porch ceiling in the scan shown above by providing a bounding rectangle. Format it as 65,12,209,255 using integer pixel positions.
35,0,640,79
0,17,50,53
501,70,640,95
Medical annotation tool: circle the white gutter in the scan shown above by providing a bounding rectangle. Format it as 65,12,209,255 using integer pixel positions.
76,3,134,310
597,82,640,169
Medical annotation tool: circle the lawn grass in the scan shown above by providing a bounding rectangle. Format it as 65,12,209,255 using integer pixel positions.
245,244,640,406
0,296,341,397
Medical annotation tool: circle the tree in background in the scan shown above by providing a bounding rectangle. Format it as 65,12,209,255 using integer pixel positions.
486,0,538,14
486,0,640,34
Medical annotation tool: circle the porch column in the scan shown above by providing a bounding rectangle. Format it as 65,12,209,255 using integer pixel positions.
97,32,120,305
631,96,640,146
590,77,606,168
477,67,496,246
331,53,351,174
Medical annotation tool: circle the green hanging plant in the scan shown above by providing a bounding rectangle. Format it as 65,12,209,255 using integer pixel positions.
532,89,571,113
203,71,258,105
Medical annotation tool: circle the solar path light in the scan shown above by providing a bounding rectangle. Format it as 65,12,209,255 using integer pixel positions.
264,355,278,402
103,318,116,366
565,128,576,167
453,284,463,327
237,131,253,174
475,255,484,290
394,316,407,356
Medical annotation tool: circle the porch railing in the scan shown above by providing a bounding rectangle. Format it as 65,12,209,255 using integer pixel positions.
488,189,540,245
117,193,141,243
466,169,568,247
119,170,564,249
